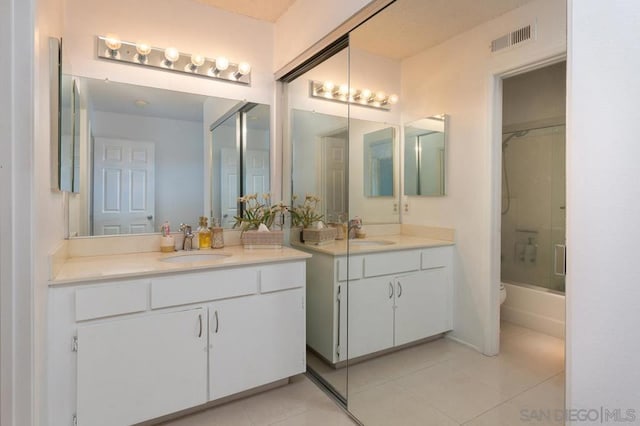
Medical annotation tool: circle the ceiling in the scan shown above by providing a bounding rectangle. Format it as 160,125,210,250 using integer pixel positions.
344,0,535,59
193,0,295,22
192,0,536,60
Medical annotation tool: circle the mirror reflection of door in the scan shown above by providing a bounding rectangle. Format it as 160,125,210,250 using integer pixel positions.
321,132,348,222
93,138,155,235
211,103,270,228
363,127,395,197
219,147,239,228
244,104,271,198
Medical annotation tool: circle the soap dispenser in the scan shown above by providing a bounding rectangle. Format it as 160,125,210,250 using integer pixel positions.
197,216,212,249
210,217,224,249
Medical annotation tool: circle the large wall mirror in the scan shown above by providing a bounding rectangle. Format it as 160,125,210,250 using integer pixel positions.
65,76,270,237
404,114,448,196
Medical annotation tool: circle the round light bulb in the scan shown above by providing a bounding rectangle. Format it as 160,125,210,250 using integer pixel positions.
237,62,251,76
190,53,205,67
375,91,386,102
338,84,349,96
361,88,372,100
135,42,151,56
388,94,399,104
349,87,357,97
215,56,229,71
104,34,121,51
164,47,180,63
322,81,335,92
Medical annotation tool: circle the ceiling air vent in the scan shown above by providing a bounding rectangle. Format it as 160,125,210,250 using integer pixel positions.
491,23,535,53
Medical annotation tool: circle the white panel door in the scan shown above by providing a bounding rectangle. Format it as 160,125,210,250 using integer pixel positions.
394,269,451,346
209,289,305,400
93,138,155,235
220,147,239,227
76,308,207,426
322,136,347,221
348,277,394,359
245,148,269,195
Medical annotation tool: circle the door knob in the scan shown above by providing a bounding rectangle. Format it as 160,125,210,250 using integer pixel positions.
147,215,153,220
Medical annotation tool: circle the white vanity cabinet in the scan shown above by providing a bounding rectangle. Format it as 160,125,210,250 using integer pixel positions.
76,307,208,426
48,260,306,426
305,245,453,364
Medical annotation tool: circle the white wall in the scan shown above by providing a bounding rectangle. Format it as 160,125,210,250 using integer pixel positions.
91,111,204,229
1,0,65,424
566,0,640,421
400,0,566,352
34,0,67,422
64,0,274,105
274,0,373,71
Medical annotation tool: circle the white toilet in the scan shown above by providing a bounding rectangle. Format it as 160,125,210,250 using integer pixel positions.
500,283,507,305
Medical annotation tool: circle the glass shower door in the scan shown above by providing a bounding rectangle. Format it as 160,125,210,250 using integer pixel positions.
500,124,566,292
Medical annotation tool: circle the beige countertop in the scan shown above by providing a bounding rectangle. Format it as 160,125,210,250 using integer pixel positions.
51,245,311,286
291,234,454,256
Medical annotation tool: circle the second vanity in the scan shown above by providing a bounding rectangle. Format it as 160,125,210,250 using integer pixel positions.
295,234,454,365
48,244,310,426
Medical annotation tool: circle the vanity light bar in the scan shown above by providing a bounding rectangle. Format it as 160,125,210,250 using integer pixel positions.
97,35,251,85
309,80,398,110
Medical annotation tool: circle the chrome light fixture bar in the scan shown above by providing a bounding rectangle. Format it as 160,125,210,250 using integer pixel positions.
97,35,252,85
309,80,398,110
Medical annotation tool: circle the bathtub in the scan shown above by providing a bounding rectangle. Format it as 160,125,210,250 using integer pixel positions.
500,281,565,338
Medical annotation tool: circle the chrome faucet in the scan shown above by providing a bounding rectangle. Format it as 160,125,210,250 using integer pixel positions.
348,218,362,239
179,224,195,251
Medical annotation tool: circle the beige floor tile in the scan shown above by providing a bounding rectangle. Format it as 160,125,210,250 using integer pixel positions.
240,375,337,426
390,360,506,423
269,399,357,426
463,401,530,426
348,381,458,426
447,348,553,399
159,399,252,426
499,331,565,378
510,373,565,417
499,321,533,340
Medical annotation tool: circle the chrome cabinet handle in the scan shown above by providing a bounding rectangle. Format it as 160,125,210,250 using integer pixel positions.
389,282,394,299
397,281,403,298
214,310,219,333
198,314,203,337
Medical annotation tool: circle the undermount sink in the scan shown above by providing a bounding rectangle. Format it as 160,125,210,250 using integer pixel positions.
349,239,395,246
160,253,231,263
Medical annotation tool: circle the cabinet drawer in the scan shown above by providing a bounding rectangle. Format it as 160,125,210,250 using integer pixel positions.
260,262,305,293
151,268,258,309
336,256,363,282
363,250,420,277
421,246,452,270
75,280,149,321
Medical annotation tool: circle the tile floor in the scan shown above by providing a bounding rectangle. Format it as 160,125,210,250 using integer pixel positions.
163,322,564,425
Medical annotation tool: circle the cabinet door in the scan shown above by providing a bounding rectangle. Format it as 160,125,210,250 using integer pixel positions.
209,289,305,400
76,308,207,426
348,277,394,359
394,268,451,346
